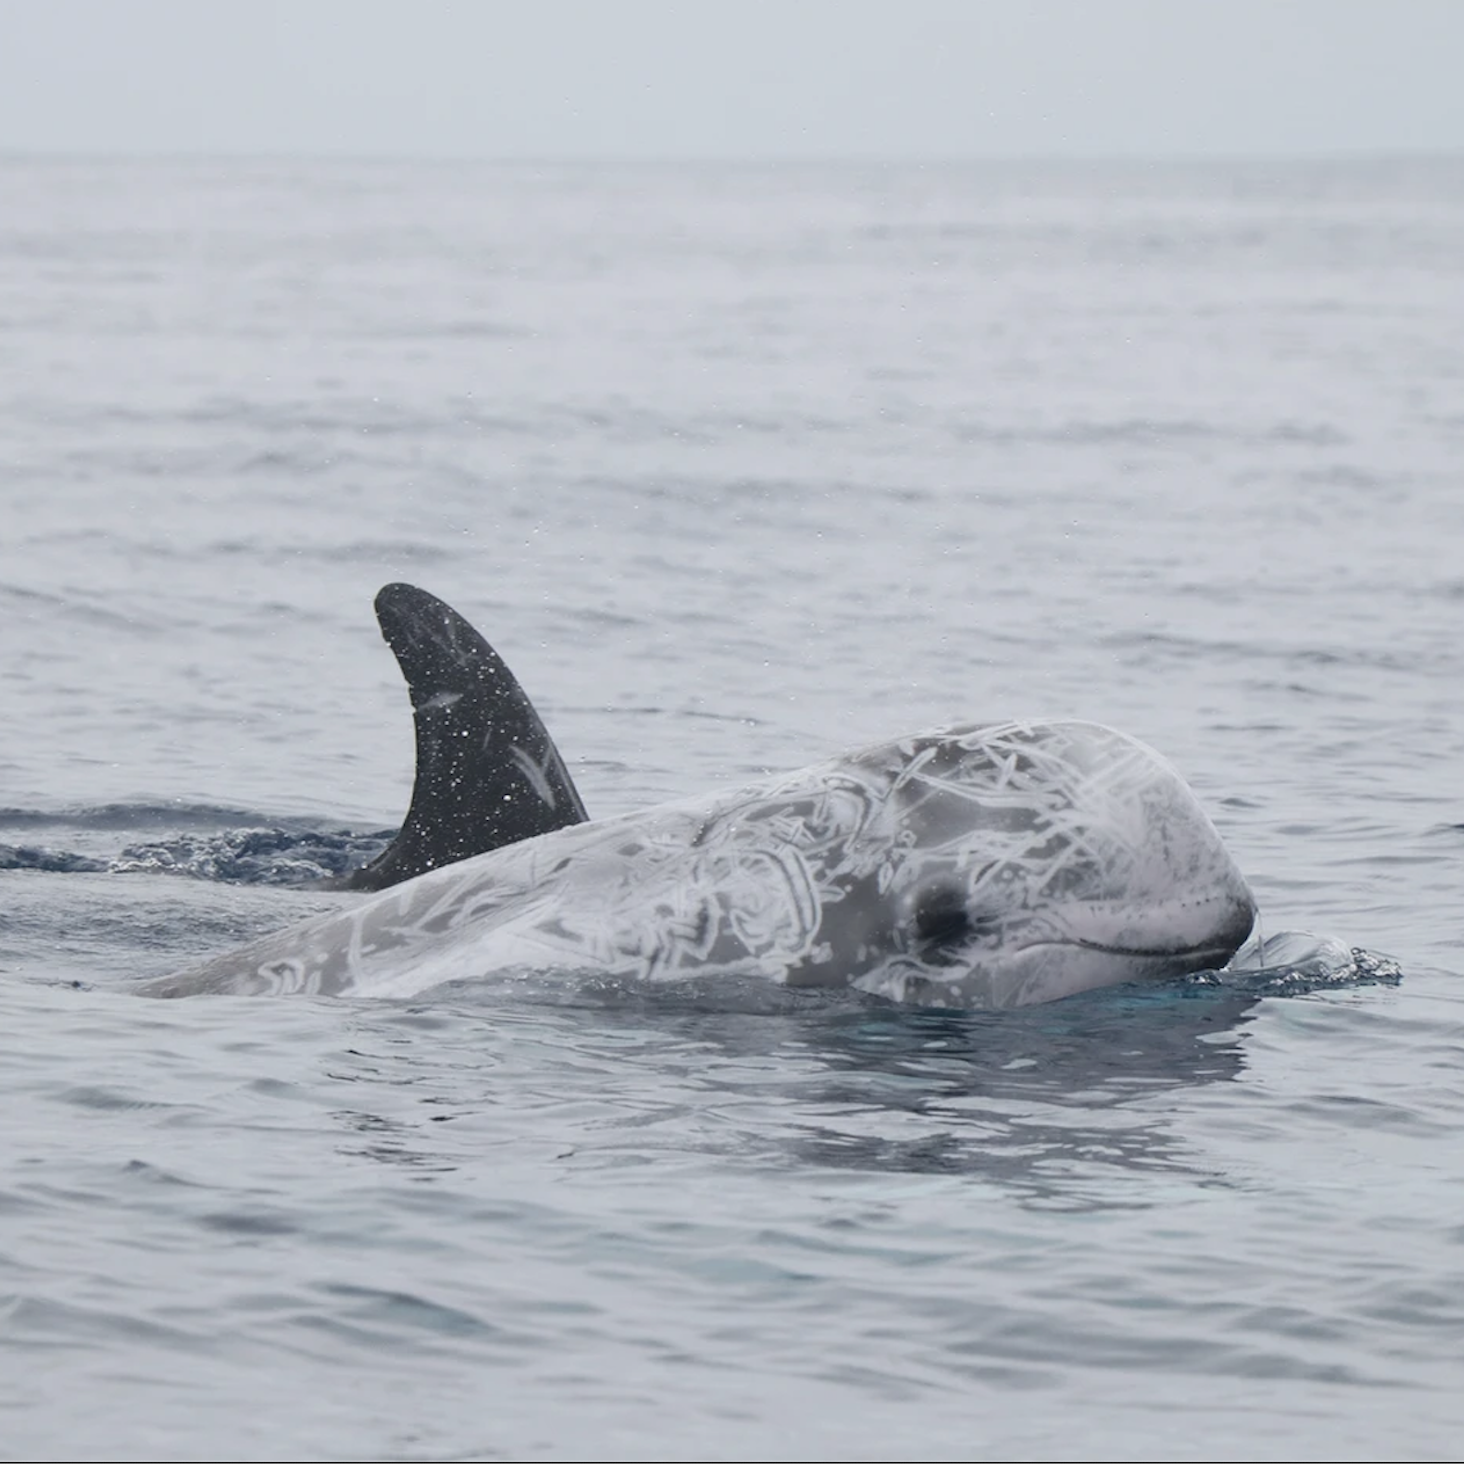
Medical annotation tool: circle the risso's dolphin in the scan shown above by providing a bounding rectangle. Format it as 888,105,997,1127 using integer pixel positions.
138,587,1256,1007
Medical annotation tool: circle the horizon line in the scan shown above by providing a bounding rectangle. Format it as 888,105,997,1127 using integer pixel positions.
3,145,1462,168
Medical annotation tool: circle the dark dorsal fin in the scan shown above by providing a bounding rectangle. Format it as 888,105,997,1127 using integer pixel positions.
334,583,589,892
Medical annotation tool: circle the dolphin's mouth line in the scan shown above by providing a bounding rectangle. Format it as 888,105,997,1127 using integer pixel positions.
1024,937,1243,964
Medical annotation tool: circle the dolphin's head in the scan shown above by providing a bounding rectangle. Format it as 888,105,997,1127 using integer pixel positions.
840,720,1255,1008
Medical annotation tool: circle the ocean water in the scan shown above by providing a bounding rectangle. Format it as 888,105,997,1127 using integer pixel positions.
1,155,1462,1460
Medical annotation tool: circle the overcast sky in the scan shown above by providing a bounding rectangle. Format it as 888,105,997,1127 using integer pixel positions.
1,0,1461,160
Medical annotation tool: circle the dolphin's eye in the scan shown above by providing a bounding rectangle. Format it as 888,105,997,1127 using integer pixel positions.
912,881,971,945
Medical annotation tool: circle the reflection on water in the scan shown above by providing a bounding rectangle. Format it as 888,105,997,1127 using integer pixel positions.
320,976,1277,1207
321,948,1396,1206
770,990,1260,1197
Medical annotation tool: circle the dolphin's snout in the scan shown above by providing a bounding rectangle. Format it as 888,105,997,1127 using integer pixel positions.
1215,880,1259,961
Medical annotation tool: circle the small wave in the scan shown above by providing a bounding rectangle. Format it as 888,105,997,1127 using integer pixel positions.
0,802,270,832
1183,944,1403,998
0,812,395,886
107,826,393,885
947,417,1349,450
0,844,107,874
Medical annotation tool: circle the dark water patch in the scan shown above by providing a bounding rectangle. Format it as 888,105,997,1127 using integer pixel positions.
0,1187,49,1218
1,1294,206,1351
923,1293,1388,1388
946,416,1349,450
0,844,107,873
375,318,528,341
306,539,457,566
1296,463,1393,490
56,1084,186,1113
0,806,395,884
0,582,71,610
198,1207,301,1238
1105,628,1421,677
316,1282,508,1341
109,825,393,884
0,802,279,832
119,1159,207,1190
3,590,173,634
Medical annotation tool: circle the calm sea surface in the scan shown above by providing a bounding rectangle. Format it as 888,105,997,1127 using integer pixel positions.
1,156,1462,1460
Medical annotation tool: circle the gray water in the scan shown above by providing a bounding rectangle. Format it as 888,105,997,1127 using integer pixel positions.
1,156,1462,1460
